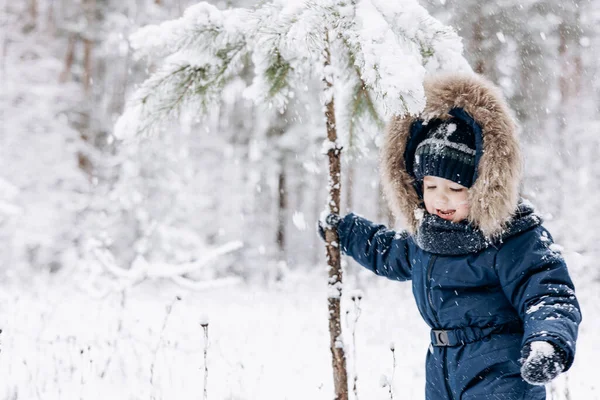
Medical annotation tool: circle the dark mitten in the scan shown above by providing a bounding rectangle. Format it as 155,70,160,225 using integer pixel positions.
317,213,341,241
520,341,566,386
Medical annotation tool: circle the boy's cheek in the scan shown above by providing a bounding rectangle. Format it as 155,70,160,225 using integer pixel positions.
453,205,470,222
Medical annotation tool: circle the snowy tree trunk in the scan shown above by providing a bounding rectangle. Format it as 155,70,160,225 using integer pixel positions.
556,18,581,245
59,34,77,83
377,177,394,228
472,5,485,75
29,0,38,27
82,0,95,94
556,11,585,250
46,0,56,35
345,162,354,212
323,33,349,400
312,172,323,267
83,38,93,94
276,155,287,263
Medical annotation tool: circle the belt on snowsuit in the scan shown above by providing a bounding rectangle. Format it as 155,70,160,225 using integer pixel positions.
430,320,523,347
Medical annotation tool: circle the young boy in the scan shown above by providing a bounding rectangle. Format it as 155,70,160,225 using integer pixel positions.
319,73,581,400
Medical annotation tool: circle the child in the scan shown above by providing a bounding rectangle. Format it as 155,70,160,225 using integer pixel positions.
319,73,581,400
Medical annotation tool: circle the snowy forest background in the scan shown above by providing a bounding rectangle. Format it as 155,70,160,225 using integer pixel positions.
1,0,600,399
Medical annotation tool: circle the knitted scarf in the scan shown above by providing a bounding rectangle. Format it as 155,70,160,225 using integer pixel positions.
414,200,542,256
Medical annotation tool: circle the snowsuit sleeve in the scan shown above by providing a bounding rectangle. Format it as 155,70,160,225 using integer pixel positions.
337,213,412,281
495,225,581,370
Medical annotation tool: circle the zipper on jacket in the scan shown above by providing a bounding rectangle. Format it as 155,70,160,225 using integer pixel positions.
426,255,439,325
426,255,454,400
442,348,455,400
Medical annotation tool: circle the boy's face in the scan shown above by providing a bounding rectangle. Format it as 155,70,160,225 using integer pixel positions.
422,176,470,223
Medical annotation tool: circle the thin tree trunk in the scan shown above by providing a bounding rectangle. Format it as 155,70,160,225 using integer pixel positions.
564,373,571,400
47,0,56,35
276,156,287,262
82,0,96,94
29,0,38,27
83,38,93,94
556,14,582,247
472,5,485,75
557,20,582,244
345,161,354,211
1,21,8,74
59,34,77,83
324,31,349,400
312,171,322,267
377,177,394,228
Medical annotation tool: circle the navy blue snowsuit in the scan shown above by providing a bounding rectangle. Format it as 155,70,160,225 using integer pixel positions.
337,207,581,400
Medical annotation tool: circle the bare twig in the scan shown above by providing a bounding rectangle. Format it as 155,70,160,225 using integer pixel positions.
201,319,209,400
91,240,243,296
349,291,362,400
565,373,571,400
150,296,181,392
100,290,127,378
389,343,396,400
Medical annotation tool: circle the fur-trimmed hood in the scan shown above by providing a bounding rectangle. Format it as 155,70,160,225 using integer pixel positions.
381,73,522,238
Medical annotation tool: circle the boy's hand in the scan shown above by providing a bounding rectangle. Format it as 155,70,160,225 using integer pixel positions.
520,341,566,385
317,213,341,241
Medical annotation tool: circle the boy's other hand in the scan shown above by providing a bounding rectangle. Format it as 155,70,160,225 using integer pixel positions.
520,341,566,386
318,213,341,241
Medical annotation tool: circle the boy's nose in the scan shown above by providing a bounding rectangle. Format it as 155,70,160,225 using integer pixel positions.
434,194,449,207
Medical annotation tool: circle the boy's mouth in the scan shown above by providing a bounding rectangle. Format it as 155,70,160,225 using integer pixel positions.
436,209,456,220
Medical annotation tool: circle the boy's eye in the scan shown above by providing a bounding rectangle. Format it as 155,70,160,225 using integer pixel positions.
450,188,464,192
425,186,436,190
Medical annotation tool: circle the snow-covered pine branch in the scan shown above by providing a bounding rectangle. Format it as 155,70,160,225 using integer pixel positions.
116,0,469,139
243,1,326,111
129,3,249,63
370,0,468,73
115,4,250,139
328,31,382,157
338,0,471,118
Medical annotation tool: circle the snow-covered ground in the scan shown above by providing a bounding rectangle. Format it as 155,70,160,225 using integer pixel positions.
1,253,598,400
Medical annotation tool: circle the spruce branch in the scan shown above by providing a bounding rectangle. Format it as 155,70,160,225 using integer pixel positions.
131,4,248,61
265,52,291,98
120,42,246,137
340,37,384,149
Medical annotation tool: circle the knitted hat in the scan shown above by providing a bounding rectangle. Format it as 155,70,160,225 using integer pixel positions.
413,117,477,188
